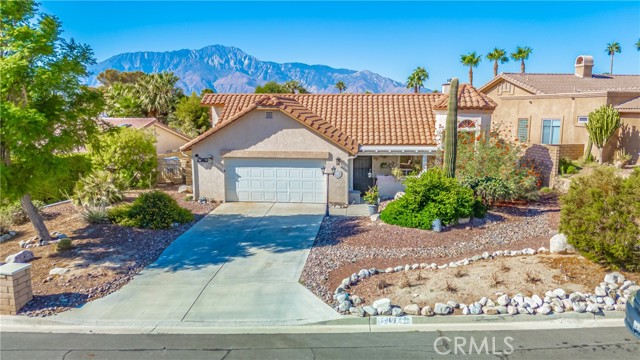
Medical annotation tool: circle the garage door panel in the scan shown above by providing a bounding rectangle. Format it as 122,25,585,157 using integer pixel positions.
225,159,326,203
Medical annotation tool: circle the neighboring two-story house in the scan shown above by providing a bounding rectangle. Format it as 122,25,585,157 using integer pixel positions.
479,56,640,166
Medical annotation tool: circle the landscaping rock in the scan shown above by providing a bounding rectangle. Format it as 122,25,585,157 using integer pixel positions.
447,300,458,309
394,192,405,200
403,304,420,315
497,294,511,306
338,300,352,312
351,295,363,306
483,307,498,315
469,302,482,315
507,306,518,315
363,306,377,316
586,303,599,313
539,304,552,315
604,272,625,285
496,305,508,314
479,297,488,306
49,268,70,276
391,307,405,317
372,298,391,311
434,303,452,315
462,306,470,315
349,307,365,317
603,297,615,306
177,185,192,194
370,214,380,222
385,267,393,273
5,250,34,263
335,293,349,303
549,233,574,254
421,305,434,316
531,294,543,307
552,288,566,299
594,287,607,297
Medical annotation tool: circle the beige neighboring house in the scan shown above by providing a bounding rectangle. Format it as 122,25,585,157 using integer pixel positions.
99,117,192,154
479,55,640,165
180,86,496,204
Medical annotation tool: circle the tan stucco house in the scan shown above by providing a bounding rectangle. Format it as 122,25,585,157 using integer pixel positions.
180,86,496,204
99,117,192,154
479,55,640,164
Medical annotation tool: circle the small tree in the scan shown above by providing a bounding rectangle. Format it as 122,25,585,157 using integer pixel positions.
1,0,104,241
90,127,158,188
443,78,459,178
168,92,211,137
585,105,621,164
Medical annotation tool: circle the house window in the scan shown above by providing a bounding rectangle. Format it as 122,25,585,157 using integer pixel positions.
517,118,529,142
577,116,588,124
541,119,561,144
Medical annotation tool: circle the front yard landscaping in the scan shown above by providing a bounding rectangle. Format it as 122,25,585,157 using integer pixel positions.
0,186,218,316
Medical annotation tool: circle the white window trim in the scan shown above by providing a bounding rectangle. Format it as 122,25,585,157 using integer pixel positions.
541,118,562,145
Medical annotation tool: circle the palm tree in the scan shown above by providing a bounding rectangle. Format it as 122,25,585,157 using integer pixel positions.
137,72,182,121
605,41,622,74
335,81,346,93
406,66,429,93
636,38,640,51
460,52,482,85
510,46,533,73
283,80,308,94
486,48,509,77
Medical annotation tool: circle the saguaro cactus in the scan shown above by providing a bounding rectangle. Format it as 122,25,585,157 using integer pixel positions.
443,78,459,178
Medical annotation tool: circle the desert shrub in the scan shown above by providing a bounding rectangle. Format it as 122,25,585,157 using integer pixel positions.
90,127,157,188
56,238,73,252
559,158,580,175
473,198,488,218
363,186,379,205
72,170,126,206
457,132,540,205
559,167,640,271
108,191,193,229
27,154,93,204
539,187,553,194
380,168,475,229
79,204,110,224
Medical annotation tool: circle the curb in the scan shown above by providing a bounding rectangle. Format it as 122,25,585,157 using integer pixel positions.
0,311,626,335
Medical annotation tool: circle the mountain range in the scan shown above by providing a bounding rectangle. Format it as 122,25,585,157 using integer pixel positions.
86,45,411,94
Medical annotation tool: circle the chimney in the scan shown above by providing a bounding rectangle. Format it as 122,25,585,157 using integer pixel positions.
575,55,594,78
442,79,452,93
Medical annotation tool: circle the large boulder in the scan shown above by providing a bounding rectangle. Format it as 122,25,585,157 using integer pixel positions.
403,304,421,315
5,250,34,263
434,303,452,315
549,233,575,254
177,185,192,194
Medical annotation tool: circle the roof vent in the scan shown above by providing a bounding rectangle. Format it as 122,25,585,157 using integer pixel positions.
575,55,594,78
265,111,273,119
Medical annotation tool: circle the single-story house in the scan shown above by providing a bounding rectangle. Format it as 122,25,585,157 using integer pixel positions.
180,85,496,204
479,55,640,164
99,117,192,154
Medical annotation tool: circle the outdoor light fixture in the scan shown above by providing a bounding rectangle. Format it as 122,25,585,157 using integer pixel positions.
335,156,342,165
195,154,214,163
321,165,337,217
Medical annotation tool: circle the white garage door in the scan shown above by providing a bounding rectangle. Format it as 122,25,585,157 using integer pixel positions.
225,159,326,203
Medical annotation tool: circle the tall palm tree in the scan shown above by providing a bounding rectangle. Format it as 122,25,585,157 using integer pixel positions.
605,41,622,74
460,52,482,85
486,48,509,77
406,66,429,93
335,81,346,93
283,80,308,94
137,72,182,121
636,38,640,51
510,46,533,73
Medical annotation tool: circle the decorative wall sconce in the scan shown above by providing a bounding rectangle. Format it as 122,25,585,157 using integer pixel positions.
195,154,214,163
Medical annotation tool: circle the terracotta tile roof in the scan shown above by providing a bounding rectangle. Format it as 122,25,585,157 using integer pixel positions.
99,117,157,129
433,83,497,110
480,73,640,95
99,117,192,140
193,92,487,151
615,97,640,112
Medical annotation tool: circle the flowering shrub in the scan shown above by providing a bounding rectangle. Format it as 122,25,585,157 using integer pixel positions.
457,132,540,205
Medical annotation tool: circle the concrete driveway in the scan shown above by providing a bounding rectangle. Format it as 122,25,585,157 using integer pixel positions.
56,203,339,326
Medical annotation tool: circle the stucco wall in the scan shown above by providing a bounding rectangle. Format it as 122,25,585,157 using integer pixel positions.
619,112,640,165
483,80,640,162
191,109,350,203
153,126,190,154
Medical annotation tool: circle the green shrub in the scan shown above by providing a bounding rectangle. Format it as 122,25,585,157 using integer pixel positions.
72,170,126,206
56,238,73,252
539,187,553,194
90,127,157,188
79,204,110,224
28,154,92,204
559,158,580,175
108,191,194,229
473,198,488,218
559,167,640,271
380,168,475,229
363,186,379,205
456,133,540,205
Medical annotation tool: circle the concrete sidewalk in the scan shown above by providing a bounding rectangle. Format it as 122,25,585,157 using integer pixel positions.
52,202,339,326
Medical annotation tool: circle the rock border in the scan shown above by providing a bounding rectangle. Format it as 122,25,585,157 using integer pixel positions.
332,247,639,318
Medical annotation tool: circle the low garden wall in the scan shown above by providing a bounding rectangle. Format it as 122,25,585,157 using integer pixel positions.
158,151,192,185
522,144,584,187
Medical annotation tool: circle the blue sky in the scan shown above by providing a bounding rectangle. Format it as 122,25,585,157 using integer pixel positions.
42,1,640,88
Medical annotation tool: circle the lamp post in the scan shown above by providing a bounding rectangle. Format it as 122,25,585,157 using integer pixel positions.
321,165,336,217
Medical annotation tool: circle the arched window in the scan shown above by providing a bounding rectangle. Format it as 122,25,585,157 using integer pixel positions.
458,119,477,130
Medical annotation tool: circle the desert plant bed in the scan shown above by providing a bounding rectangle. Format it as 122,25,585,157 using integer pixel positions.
0,186,218,316
301,194,560,303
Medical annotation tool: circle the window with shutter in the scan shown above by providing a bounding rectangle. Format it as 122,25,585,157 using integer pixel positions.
517,118,529,142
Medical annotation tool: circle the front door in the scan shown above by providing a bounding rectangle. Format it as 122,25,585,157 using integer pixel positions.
352,156,375,195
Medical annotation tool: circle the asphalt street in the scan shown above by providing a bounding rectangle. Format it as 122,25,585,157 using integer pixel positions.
2,326,639,359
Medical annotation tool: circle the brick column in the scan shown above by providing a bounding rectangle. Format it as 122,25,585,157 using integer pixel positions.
0,263,33,315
